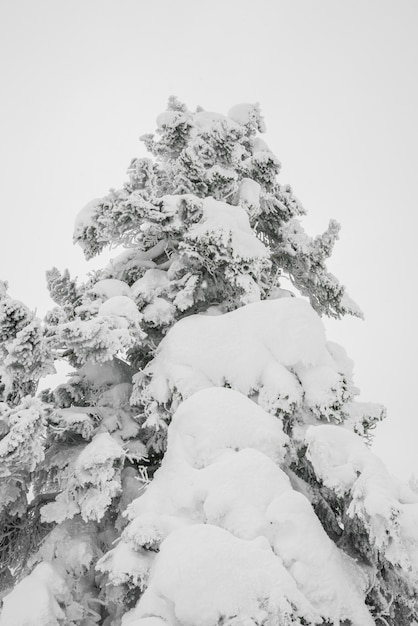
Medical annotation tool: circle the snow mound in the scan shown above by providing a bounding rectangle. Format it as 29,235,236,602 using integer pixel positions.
267,491,373,624
112,387,372,626
200,448,292,539
125,388,289,525
122,524,317,626
89,278,131,300
132,298,351,426
167,387,289,468
98,295,141,322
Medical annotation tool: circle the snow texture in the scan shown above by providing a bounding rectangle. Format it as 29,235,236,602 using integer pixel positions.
166,387,289,468
133,297,361,429
123,525,317,626
117,387,373,626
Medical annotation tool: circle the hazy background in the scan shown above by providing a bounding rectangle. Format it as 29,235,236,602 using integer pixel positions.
1,0,417,478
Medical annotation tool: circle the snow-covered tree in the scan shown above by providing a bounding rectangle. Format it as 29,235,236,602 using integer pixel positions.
1,98,418,626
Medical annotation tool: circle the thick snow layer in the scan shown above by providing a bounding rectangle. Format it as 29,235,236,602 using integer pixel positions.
0,563,68,626
115,387,372,625
133,298,381,434
267,491,373,625
98,295,141,323
89,278,131,300
306,424,418,571
167,387,288,468
133,298,343,421
187,197,269,261
200,449,292,539
122,525,317,626
125,388,289,525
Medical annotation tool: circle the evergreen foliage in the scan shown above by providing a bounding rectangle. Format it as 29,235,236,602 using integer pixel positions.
0,100,416,626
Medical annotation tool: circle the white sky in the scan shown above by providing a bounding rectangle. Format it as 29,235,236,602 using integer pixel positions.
0,0,417,478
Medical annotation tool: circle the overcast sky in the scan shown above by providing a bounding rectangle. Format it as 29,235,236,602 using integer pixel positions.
1,0,417,478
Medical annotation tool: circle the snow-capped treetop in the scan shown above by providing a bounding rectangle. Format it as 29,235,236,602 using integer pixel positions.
71,97,360,320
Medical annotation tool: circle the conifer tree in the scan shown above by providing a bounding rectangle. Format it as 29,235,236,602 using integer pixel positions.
1,99,417,626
